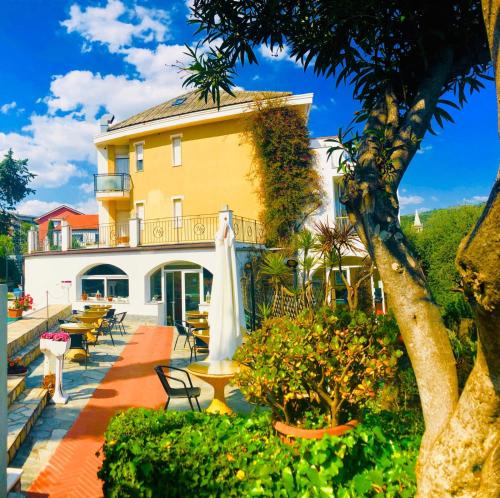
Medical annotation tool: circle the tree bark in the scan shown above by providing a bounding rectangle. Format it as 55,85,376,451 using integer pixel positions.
482,0,500,131
416,172,500,497
350,200,459,451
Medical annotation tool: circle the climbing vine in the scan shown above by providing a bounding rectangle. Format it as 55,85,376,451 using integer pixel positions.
248,97,323,246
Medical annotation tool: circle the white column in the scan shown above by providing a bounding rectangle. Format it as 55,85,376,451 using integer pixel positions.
27,228,37,254
61,220,71,251
219,204,233,228
0,284,7,494
129,218,140,247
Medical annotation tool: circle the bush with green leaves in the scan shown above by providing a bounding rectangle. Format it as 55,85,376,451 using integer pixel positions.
234,308,402,427
99,409,420,497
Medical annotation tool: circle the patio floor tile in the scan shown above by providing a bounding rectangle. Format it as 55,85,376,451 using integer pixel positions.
26,325,173,498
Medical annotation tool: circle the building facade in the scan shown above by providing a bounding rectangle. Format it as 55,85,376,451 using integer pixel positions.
24,91,313,323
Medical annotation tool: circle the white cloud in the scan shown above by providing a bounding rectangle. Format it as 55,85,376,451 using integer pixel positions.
463,195,488,204
399,195,424,207
417,144,433,155
62,0,170,52
75,197,98,213
79,182,94,194
0,114,95,188
259,44,293,62
16,199,64,217
17,196,98,216
0,102,17,114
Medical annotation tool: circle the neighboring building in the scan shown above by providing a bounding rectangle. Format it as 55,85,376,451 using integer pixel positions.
24,91,313,322
309,137,386,313
35,205,99,250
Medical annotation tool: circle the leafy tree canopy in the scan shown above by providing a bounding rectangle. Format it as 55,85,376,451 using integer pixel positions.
0,149,35,234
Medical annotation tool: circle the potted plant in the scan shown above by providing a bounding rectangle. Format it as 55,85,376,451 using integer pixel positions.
234,307,401,441
8,294,33,318
81,291,88,301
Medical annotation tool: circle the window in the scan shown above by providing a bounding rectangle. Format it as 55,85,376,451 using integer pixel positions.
135,143,144,171
172,136,182,166
173,198,182,228
334,179,347,218
81,264,129,301
115,156,129,175
150,269,162,301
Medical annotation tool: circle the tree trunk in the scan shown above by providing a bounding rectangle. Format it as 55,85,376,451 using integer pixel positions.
347,190,459,451
416,172,500,497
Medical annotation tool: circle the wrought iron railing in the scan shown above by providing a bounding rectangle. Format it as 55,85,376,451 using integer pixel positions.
140,214,219,245
233,216,265,244
71,231,99,249
94,173,131,193
97,223,130,247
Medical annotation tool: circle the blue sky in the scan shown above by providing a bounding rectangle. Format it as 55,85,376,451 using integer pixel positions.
0,0,498,216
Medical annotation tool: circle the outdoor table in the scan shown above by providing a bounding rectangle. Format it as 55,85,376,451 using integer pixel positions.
193,329,210,345
187,360,240,415
187,319,209,330
88,304,112,310
73,313,104,324
186,311,208,320
59,322,95,359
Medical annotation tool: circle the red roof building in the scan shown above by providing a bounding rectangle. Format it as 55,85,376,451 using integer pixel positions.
36,205,98,242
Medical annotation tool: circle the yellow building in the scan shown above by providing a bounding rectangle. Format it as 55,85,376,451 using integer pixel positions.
94,90,313,236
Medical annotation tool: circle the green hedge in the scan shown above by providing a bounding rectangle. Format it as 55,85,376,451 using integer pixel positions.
99,410,420,497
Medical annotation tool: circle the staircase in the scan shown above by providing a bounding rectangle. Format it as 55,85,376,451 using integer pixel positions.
6,305,71,465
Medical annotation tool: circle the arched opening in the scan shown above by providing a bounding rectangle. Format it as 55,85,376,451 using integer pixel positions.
81,264,129,301
147,261,213,324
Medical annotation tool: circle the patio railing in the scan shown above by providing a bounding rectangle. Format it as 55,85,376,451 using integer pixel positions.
140,214,219,245
233,216,265,244
30,213,264,253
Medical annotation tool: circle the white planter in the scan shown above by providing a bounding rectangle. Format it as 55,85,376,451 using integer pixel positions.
40,339,70,357
40,338,71,404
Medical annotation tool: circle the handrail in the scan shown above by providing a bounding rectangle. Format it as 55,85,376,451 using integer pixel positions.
94,173,131,192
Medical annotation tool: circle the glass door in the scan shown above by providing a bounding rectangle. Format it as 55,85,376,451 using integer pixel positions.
165,271,182,325
184,271,201,314
164,269,203,324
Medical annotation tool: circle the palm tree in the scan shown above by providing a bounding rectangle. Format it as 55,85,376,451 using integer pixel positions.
259,252,291,293
314,219,361,310
292,229,318,287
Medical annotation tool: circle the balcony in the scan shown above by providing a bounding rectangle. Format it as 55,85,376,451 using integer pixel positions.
94,173,131,200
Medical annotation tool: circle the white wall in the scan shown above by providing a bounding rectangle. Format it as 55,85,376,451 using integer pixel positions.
24,247,218,318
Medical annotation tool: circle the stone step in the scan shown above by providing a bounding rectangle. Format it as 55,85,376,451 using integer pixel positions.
7,388,49,465
8,305,71,358
11,337,42,369
7,377,26,407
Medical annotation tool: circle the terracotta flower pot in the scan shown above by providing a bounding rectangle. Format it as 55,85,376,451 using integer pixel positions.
8,309,23,319
273,419,358,444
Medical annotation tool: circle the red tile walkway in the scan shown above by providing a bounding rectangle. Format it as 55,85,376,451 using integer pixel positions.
27,325,173,498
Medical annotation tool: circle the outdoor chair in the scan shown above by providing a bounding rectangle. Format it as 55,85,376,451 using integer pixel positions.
154,365,201,411
95,318,115,346
105,308,116,319
67,330,90,370
84,305,91,310
173,320,191,350
58,319,71,325
112,312,127,335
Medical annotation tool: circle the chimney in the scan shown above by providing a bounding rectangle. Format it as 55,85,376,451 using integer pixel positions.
100,114,115,133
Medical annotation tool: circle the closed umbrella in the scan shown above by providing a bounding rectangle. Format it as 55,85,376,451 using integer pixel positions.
208,218,246,361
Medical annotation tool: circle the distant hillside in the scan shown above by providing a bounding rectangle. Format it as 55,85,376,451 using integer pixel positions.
400,203,484,329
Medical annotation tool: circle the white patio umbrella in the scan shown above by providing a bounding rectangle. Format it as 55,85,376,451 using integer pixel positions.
208,218,246,361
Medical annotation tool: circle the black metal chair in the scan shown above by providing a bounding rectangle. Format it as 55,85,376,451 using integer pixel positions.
67,330,90,370
173,320,191,350
112,312,127,335
105,308,116,319
84,305,90,310
95,318,115,346
58,319,71,325
154,365,201,411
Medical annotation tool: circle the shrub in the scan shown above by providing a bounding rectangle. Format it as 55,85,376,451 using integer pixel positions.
99,409,420,497
233,308,402,427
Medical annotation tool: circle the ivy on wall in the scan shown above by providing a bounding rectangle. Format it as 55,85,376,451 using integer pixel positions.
248,97,323,246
